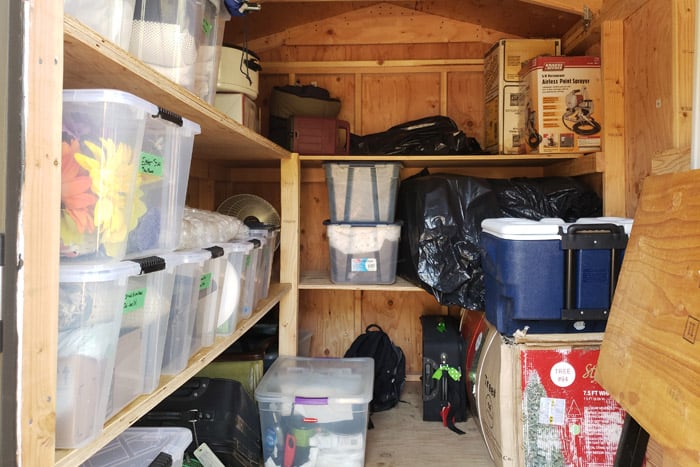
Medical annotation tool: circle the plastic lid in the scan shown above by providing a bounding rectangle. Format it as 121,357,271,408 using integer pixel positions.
152,107,202,136
62,89,158,115
481,217,565,240
255,356,375,405
225,241,254,252
159,249,210,270
59,260,141,283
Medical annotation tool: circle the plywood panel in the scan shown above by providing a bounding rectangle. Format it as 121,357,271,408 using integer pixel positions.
447,71,485,148
300,180,331,272
597,169,700,466
624,0,674,215
258,43,491,62
361,73,442,134
299,289,356,357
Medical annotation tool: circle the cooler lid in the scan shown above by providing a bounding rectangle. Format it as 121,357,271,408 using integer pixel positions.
255,356,374,405
481,217,565,240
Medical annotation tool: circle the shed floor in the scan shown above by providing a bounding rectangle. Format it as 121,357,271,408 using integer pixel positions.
365,381,495,466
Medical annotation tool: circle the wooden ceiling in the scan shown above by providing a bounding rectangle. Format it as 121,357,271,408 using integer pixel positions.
224,1,588,50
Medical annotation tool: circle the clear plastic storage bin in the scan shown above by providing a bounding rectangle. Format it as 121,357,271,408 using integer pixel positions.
61,89,158,263
216,241,254,336
255,357,374,467
326,222,402,284
64,0,137,50
107,256,177,418
56,260,141,449
125,110,200,258
324,162,402,223
130,0,206,90
190,244,230,355
232,235,262,318
81,427,192,467
160,249,210,375
247,225,280,301
194,0,230,104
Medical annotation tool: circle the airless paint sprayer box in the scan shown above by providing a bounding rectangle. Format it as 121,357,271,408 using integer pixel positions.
519,56,602,154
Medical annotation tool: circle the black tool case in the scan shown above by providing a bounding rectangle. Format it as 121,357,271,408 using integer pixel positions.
135,377,262,467
421,315,468,423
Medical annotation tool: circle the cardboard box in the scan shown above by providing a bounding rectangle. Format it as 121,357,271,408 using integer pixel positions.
519,56,602,154
484,38,561,154
214,93,260,133
473,322,626,467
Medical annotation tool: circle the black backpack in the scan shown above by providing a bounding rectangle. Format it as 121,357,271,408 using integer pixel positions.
344,324,406,412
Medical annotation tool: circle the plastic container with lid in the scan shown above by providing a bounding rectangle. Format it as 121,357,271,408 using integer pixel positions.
64,0,137,50
194,0,231,104
56,260,141,449
326,222,402,285
160,249,210,375
255,357,374,467
232,235,262,318
247,224,280,301
190,244,230,355
216,241,254,336
107,255,177,418
81,426,192,467
130,0,206,90
125,109,201,258
61,89,158,264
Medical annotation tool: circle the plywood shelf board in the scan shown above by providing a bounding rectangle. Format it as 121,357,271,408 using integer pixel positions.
63,16,288,162
54,282,291,467
299,153,594,168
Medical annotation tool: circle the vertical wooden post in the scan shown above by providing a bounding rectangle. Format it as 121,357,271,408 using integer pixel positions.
279,153,300,355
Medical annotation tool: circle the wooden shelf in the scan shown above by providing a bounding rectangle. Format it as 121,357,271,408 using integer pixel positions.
299,152,597,168
54,282,291,467
63,15,289,163
300,271,425,291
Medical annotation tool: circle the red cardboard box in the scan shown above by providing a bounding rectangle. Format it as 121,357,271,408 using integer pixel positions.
473,322,626,466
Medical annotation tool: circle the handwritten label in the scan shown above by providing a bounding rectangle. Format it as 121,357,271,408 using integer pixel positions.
139,152,164,177
200,272,212,291
202,18,213,34
123,287,147,313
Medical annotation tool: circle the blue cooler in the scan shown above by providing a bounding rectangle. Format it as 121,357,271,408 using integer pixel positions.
480,217,630,335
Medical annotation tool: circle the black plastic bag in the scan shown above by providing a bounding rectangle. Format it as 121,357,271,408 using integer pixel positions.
396,172,500,309
490,176,602,221
351,116,484,155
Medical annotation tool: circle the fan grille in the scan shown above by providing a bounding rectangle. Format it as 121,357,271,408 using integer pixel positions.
217,194,281,226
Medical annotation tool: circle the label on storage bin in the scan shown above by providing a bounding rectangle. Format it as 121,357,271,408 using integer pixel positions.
138,152,163,177
351,257,377,272
200,272,212,290
123,287,147,313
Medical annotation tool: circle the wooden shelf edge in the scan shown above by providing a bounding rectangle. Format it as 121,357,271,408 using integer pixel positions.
63,15,289,162
300,271,426,291
54,282,291,467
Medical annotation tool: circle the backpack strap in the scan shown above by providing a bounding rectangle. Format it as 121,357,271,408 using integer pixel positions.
366,323,383,333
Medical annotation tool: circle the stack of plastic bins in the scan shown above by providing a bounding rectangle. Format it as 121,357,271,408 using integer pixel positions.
107,256,177,418
61,89,157,263
322,162,403,285
82,427,192,467
56,261,141,449
130,0,206,91
190,244,232,356
216,241,254,336
124,109,200,258
64,0,137,50
247,224,280,301
194,0,231,104
255,357,375,467
160,249,210,375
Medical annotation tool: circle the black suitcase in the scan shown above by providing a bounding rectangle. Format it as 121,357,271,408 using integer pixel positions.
421,315,468,425
135,377,262,467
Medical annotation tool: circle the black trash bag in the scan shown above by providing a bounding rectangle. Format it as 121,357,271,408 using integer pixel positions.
396,172,501,310
351,116,484,155
490,176,602,221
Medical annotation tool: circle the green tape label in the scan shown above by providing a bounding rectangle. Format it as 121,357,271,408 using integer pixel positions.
202,18,213,34
200,272,212,290
139,152,164,177
123,288,147,313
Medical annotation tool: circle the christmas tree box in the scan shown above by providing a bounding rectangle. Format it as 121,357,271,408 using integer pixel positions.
473,321,627,467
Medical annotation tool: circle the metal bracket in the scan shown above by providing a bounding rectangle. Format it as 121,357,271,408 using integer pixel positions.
583,5,593,32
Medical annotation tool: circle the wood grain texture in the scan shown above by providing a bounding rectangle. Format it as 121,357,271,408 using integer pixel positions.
597,169,700,466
